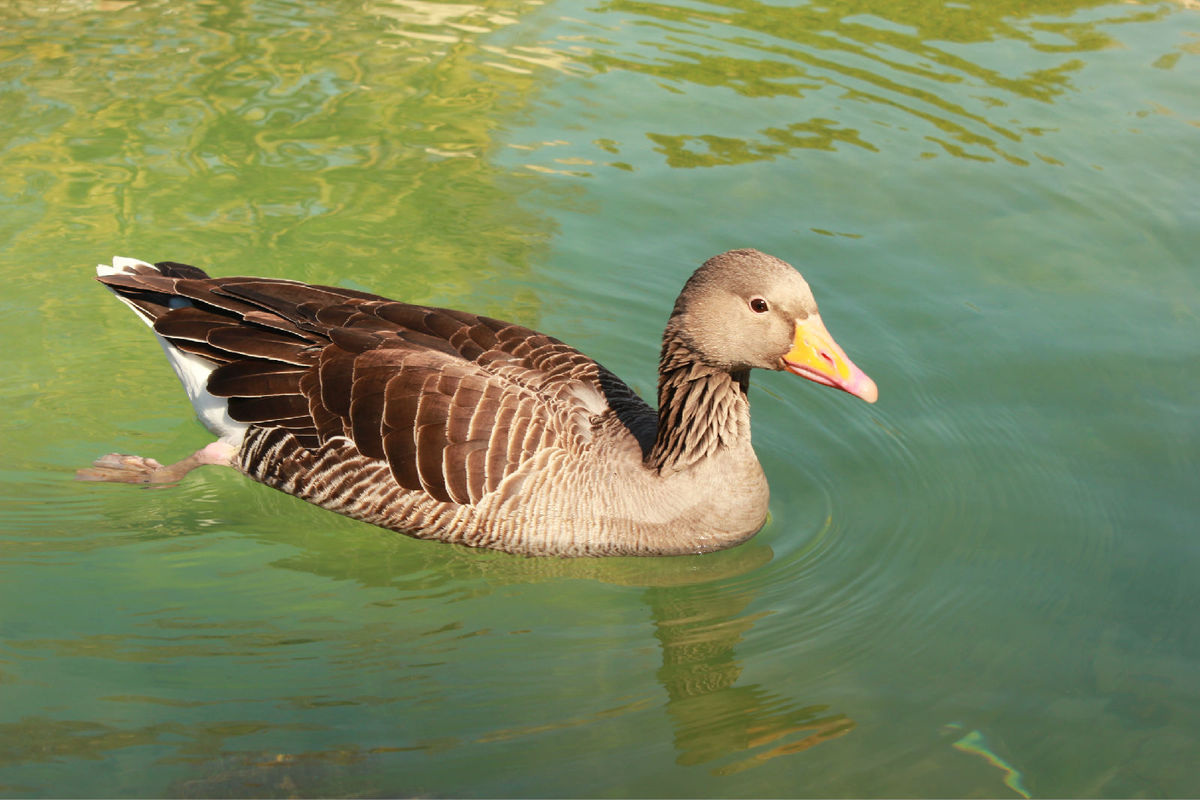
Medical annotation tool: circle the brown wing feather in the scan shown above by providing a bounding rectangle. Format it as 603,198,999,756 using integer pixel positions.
153,307,229,342
206,327,316,365
217,281,361,318
208,360,306,397
416,421,453,502
317,348,356,420
381,427,422,493
348,349,405,460
227,394,311,423
172,278,265,318
442,442,486,504
298,369,344,441
486,403,519,493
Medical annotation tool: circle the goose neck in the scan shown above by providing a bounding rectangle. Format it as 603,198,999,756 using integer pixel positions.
648,333,751,474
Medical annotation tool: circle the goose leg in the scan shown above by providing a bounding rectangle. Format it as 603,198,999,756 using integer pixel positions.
76,441,236,485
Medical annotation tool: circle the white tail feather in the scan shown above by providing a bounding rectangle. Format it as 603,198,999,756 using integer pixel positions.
99,257,248,446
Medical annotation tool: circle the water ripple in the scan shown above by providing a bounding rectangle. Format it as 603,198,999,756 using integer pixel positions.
500,0,1190,172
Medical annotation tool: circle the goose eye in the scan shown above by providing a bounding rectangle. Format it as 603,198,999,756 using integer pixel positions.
749,297,769,313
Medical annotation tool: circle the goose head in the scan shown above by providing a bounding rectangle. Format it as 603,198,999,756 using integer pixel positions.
668,249,878,403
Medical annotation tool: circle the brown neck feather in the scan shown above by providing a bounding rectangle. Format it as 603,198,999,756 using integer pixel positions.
648,329,751,474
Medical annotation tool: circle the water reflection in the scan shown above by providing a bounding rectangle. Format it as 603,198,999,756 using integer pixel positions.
0,0,562,313
1,525,851,790
522,0,1181,166
647,583,854,774
273,529,853,775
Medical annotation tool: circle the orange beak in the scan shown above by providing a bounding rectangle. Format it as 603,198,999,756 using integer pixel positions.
781,314,878,403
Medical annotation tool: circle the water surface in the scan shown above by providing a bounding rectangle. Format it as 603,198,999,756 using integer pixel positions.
1,0,1198,796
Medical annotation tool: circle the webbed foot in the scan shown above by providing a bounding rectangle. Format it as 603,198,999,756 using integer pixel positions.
76,442,236,485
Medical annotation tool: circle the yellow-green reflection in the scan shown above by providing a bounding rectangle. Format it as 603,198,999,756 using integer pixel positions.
572,0,1173,165
0,0,576,490
0,0,560,302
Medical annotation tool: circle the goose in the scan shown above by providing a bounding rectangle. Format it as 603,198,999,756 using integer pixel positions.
79,250,877,557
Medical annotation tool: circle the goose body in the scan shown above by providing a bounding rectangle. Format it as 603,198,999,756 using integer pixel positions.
84,251,876,557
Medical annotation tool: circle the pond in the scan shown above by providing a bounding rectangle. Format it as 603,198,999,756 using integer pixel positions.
1,0,1197,796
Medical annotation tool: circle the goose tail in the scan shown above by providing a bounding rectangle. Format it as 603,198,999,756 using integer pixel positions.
95,257,248,445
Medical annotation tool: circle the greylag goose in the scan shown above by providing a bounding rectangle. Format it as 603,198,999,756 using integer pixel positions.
79,250,877,556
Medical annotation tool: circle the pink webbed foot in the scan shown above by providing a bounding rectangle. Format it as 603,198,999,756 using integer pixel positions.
76,453,167,483
76,442,236,485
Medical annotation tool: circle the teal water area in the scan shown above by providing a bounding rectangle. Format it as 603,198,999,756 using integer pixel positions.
1,0,1198,796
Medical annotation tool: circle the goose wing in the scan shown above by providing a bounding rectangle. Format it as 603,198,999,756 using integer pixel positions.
98,263,654,506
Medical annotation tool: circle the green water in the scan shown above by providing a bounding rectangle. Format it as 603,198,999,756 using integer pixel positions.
1,0,1198,796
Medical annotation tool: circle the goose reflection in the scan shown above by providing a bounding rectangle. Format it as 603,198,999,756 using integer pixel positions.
265,528,855,774
73,483,855,788
646,580,855,773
